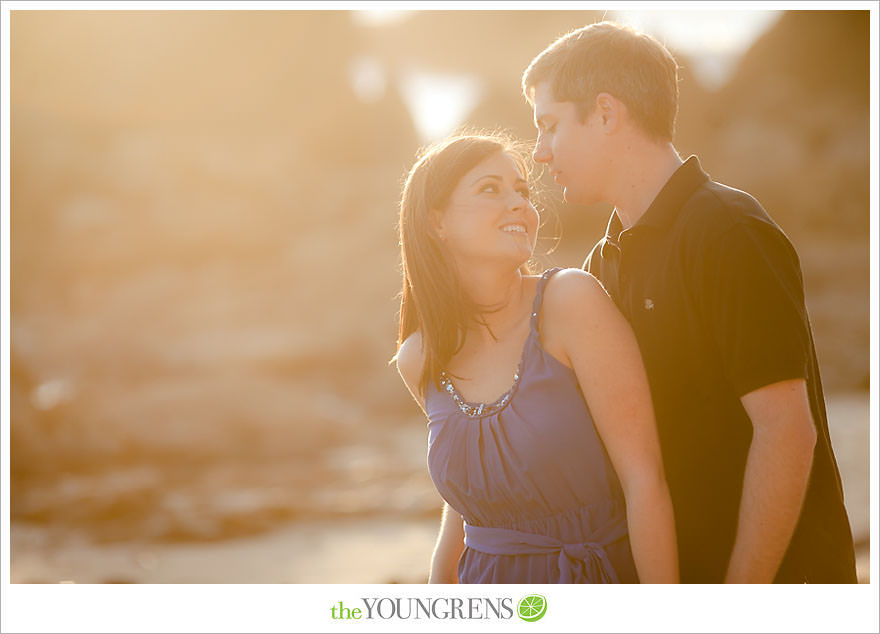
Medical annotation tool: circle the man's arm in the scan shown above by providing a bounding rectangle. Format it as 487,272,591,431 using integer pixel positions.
696,219,816,582
724,378,817,583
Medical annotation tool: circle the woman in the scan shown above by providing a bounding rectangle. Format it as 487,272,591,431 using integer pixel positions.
394,133,678,583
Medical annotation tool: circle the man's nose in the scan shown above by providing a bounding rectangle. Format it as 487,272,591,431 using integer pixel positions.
532,137,551,164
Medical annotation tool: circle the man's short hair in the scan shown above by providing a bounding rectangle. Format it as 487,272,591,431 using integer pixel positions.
522,21,679,141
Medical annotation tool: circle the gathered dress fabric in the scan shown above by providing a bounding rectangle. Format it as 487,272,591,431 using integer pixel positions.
425,268,639,584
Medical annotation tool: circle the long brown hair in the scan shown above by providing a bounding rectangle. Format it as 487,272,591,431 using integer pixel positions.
395,133,533,397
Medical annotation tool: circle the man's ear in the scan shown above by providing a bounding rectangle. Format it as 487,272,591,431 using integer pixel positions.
595,92,621,132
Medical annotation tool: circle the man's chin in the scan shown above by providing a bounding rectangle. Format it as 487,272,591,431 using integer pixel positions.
562,186,598,206
562,186,581,204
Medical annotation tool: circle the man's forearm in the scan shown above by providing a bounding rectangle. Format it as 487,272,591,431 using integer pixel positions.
724,421,816,583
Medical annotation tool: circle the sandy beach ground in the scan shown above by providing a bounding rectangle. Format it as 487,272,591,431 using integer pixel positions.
10,393,870,584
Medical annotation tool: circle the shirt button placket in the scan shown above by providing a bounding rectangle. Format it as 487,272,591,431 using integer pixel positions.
617,233,635,315
618,233,630,286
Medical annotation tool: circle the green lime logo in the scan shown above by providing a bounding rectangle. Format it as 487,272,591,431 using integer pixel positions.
517,594,547,622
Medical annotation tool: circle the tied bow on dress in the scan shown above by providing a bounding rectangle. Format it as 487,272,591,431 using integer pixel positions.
464,517,627,584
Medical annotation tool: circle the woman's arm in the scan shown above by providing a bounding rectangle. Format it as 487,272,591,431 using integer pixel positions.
395,332,427,414
544,269,679,583
428,502,465,583
396,334,464,581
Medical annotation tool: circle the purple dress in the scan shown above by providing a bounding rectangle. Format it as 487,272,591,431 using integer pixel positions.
425,268,639,583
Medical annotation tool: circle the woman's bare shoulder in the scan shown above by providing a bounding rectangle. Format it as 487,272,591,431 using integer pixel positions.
542,268,611,311
396,331,426,392
539,267,627,345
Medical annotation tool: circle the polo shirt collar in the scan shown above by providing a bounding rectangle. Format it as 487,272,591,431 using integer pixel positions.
602,155,709,243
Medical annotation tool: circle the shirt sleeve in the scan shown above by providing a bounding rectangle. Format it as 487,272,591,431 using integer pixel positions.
699,220,810,397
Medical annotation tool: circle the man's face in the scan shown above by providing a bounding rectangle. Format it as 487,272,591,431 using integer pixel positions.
531,81,609,205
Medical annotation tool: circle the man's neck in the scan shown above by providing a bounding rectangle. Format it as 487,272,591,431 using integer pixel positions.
611,141,683,231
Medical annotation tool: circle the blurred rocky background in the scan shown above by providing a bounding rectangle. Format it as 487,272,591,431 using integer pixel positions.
9,10,870,583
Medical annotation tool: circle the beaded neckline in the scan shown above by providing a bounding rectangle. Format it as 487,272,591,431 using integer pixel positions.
439,363,523,418
437,268,560,419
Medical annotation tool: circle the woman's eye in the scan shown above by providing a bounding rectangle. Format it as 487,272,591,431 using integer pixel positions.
479,183,498,194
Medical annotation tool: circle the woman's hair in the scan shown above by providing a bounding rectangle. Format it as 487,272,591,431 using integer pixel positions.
522,21,679,142
396,132,533,397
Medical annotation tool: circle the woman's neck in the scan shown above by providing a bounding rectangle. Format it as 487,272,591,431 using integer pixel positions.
458,266,529,341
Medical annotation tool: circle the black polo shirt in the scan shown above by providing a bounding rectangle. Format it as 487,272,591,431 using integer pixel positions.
584,156,857,583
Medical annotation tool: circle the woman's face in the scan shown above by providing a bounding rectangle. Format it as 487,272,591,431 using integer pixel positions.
435,151,539,270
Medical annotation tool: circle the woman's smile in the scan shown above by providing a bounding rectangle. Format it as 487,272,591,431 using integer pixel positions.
500,223,528,234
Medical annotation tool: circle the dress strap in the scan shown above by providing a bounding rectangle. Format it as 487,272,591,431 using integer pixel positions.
530,267,564,332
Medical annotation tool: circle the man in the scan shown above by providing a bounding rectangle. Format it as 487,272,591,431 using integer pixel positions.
522,21,857,583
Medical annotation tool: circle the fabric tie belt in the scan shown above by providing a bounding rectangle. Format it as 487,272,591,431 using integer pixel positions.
464,518,628,584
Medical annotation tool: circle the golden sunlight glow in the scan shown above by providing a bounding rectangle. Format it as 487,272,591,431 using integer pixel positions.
7,9,869,589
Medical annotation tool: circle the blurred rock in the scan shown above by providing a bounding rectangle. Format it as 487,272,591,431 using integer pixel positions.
680,10,869,237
